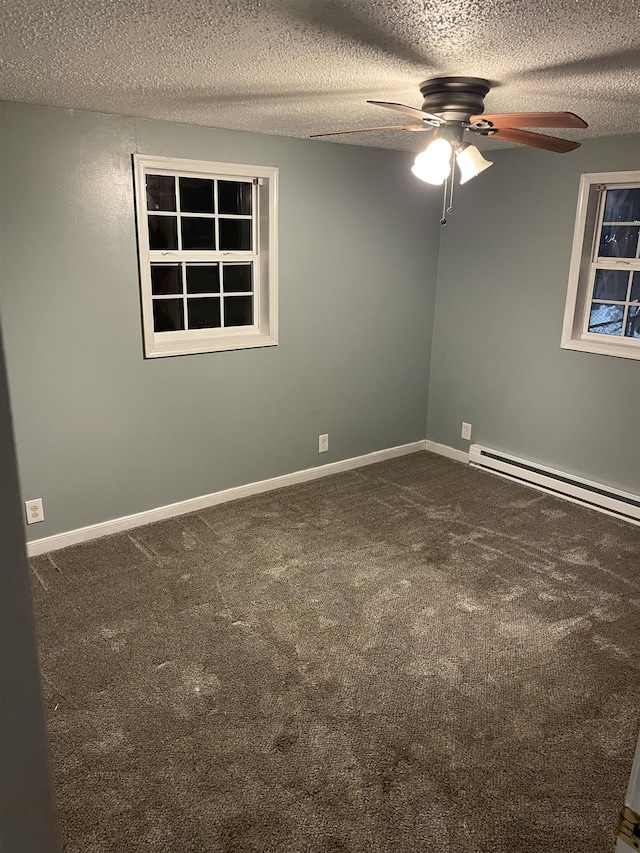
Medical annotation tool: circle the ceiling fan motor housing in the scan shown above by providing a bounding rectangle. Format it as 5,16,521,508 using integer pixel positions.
419,76,491,122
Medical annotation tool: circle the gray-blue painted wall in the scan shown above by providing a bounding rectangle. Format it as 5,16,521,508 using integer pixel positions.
0,102,440,541
427,134,640,495
0,319,58,852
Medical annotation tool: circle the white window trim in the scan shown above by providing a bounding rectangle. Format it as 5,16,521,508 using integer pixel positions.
561,170,640,361
133,154,278,358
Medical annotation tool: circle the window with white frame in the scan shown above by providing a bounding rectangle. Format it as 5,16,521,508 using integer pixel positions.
133,155,278,358
562,171,640,360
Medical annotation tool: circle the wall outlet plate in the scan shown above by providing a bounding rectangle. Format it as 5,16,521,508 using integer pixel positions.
461,422,472,441
319,434,329,453
25,498,45,524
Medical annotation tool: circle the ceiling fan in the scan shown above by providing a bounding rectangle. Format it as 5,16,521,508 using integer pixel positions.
311,76,588,224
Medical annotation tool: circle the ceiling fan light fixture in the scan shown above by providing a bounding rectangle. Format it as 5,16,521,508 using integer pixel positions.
411,137,452,185
456,144,493,184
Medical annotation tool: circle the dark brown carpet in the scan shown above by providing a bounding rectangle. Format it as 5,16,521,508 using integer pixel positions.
30,452,640,852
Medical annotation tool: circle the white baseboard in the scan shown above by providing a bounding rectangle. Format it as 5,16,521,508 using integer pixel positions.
27,440,427,556
425,440,469,464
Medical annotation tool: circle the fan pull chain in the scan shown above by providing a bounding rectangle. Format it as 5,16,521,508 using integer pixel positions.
448,163,455,215
440,177,448,225
440,147,456,226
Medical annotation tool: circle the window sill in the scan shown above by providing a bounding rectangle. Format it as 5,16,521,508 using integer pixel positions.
561,335,640,361
145,332,278,358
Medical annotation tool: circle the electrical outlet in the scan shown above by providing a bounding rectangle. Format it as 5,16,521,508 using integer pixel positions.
25,498,45,524
319,433,329,453
461,422,472,441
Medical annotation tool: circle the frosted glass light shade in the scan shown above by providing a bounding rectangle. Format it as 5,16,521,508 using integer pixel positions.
456,144,493,184
411,138,452,185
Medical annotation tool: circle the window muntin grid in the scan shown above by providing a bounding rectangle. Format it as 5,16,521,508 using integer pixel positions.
584,185,640,342
146,174,253,255
149,262,254,332
145,173,255,334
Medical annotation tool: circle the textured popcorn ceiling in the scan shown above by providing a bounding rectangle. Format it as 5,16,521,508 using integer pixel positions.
1,0,639,151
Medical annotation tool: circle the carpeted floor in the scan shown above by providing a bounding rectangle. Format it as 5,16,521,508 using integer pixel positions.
30,452,640,852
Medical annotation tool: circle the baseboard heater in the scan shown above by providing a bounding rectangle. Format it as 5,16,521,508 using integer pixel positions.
468,444,640,525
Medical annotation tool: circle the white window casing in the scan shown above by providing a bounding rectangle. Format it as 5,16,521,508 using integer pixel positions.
562,170,640,361
133,154,278,358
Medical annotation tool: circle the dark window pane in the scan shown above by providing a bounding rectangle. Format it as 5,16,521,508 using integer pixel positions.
588,303,623,336
146,175,176,211
179,178,215,213
148,215,178,250
187,298,221,329
603,188,640,223
631,272,640,304
219,219,251,250
181,217,215,250
626,305,640,339
151,264,182,295
598,225,639,258
218,181,252,215
222,264,252,292
592,269,630,301
186,265,220,294
153,299,184,332
224,295,253,327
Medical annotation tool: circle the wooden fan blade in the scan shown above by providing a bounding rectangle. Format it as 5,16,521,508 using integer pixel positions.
472,111,588,129
492,127,581,152
310,124,432,138
367,100,445,124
